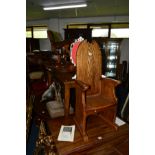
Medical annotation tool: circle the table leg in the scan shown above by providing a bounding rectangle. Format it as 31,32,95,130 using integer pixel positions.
64,85,70,118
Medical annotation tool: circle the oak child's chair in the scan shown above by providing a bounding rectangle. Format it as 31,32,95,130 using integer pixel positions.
74,40,120,142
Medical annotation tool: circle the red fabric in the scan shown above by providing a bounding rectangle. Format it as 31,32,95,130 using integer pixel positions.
31,81,48,96
71,41,81,65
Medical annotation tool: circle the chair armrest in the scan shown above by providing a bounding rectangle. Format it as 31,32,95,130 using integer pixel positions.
100,77,121,101
75,80,89,109
101,77,121,86
75,80,90,92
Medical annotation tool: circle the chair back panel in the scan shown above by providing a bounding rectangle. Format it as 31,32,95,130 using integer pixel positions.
47,30,56,43
76,40,102,95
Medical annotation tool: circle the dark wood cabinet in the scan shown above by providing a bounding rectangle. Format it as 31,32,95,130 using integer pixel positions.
26,38,40,52
103,39,122,78
91,38,122,79
64,28,92,40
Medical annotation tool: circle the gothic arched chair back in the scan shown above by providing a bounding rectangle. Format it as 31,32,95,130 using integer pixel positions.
76,40,102,96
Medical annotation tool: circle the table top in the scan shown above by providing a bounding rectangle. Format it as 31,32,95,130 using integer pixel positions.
46,62,76,82
46,115,129,155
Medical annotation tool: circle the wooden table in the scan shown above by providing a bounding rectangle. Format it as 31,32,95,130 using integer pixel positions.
46,115,129,155
46,63,76,117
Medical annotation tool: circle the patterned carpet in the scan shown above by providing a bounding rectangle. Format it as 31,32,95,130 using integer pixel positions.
33,121,58,155
27,94,58,155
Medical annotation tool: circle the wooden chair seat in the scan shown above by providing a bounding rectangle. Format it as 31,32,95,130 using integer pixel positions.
86,95,115,111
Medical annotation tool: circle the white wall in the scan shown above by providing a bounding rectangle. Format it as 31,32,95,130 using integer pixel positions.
26,19,49,27
26,15,129,58
58,15,129,39
39,39,51,51
27,15,129,37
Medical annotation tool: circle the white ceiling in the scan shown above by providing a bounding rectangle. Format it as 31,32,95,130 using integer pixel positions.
26,0,129,21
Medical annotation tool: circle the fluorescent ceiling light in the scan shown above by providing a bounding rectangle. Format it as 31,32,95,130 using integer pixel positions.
43,3,87,11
